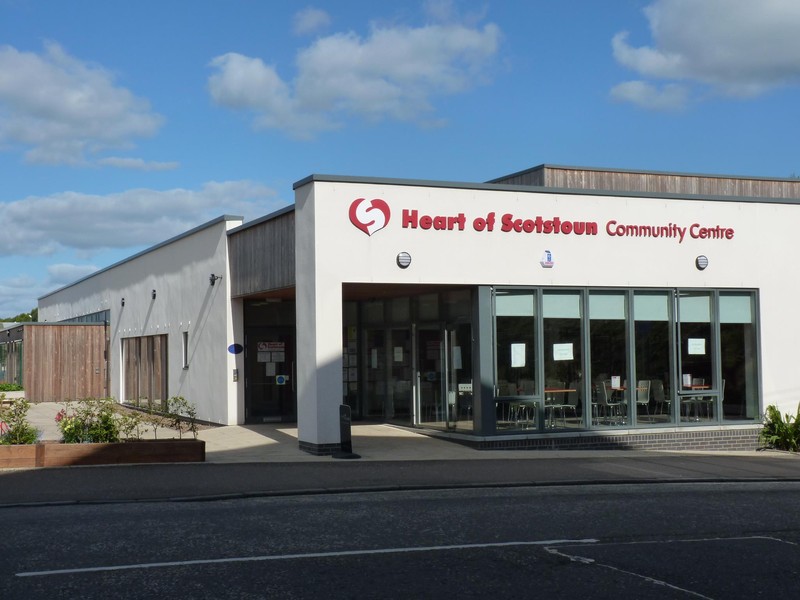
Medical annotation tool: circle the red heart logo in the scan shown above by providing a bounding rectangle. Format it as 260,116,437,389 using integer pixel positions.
349,198,391,236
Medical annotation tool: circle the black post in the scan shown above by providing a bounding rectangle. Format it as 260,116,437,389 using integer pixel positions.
333,404,360,459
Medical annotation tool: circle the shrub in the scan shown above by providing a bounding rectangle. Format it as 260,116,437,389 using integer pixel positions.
760,404,800,452
166,396,198,440
0,383,23,392
56,398,121,443
0,396,40,445
117,410,150,441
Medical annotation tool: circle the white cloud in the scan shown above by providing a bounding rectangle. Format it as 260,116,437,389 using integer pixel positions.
0,181,284,256
46,263,99,286
611,0,800,108
610,80,688,111
208,15,501,138
97,157,179,171
293,7,331,36
0,276,44,317
0,42,164,165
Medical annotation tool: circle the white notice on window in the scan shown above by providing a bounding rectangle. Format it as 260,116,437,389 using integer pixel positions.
265,362,276,376
257,351,269,363
511,343,526,368
553,343,574,361
394,346,404,362
688,338,706,355
371,348,378,369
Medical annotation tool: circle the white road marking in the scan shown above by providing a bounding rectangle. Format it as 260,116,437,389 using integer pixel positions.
544,535,799,600
16,538,599,578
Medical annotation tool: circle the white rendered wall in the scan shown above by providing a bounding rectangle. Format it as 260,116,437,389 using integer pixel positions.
38,217,243,424
294,179,800,445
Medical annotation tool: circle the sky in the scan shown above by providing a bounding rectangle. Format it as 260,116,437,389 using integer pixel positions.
1,0,799,317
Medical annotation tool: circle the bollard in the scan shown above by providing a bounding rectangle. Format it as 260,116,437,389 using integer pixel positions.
333,404,360,459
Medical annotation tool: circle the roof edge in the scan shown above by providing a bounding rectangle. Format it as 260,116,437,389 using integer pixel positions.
292,173,800,205
490,163,800,184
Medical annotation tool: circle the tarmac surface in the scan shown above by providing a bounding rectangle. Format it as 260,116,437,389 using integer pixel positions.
1,400,799,506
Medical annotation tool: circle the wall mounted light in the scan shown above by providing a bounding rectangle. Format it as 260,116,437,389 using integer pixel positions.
396,252,412,269
121,298,125,307
151,289,157,300
209,273,223,286
695,255,709,271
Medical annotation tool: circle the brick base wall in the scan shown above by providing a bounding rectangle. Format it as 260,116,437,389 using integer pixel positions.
466,426,762,452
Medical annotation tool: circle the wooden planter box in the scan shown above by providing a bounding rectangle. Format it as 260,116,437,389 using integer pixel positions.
0,439,205,468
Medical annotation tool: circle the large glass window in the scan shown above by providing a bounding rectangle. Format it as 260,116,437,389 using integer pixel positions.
363,328,387,418
634,292,673,424
543,291,583,429
589,291,627,427
494,290,537,430
678,291,715,422
720,292,759,421
491,286,759,435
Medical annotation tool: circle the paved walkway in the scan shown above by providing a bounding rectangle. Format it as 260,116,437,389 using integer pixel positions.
9,400,796,464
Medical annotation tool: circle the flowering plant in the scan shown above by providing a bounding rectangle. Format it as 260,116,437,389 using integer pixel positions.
0,396,40,445
55,398,120,443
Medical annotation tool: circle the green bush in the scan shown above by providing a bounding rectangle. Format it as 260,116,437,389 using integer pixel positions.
0,383,23,392
760,404,800,452
0,396,40,445
56,398,121,443
166,396,199,440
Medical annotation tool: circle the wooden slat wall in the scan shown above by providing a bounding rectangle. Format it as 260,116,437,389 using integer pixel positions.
495,166,800,199
23,325,107,402
229,211,295,296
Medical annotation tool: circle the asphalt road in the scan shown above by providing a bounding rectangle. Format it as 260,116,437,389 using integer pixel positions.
3,481,799,599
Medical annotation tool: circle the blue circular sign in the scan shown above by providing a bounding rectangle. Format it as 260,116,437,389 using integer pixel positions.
228,343,244,354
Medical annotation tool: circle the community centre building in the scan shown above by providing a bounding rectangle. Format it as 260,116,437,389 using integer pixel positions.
27,164,800,453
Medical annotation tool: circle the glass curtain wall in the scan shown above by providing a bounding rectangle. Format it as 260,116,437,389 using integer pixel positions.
589,292,628,427
491,287,759,435
543,291,583,429
633,292,673,423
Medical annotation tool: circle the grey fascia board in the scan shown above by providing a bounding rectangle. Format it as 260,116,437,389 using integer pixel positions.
38,215,243,301
293,173,800,206
489,163,800,184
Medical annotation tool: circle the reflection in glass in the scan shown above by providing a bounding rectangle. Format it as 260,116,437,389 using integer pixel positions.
720,293,759,421
543,291,582,429
494,290,538,431
634,292,673,424
678,291,715,422
589,292,627,427
363,328,387,418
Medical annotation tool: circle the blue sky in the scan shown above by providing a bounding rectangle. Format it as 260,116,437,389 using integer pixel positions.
1,0,799,316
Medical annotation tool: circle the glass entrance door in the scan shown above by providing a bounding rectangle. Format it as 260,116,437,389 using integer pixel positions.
245,327,296,423
415,323,472,430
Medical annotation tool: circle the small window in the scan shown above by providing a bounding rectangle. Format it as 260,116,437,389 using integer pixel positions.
182,331,189,369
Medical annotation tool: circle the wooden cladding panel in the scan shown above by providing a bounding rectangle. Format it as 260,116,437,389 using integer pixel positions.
496,166,800,199
23,325,107,402
229,211,295,296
